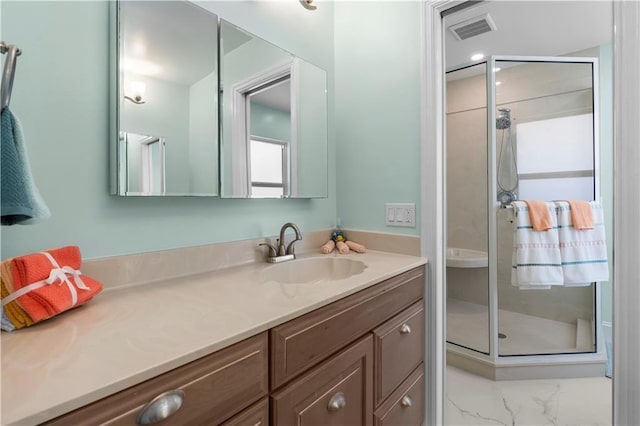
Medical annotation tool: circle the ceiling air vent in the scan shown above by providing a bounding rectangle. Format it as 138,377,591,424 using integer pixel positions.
449,13,497,41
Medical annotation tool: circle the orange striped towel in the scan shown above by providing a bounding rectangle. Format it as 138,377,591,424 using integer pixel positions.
567,200,594,230
1,246,103,328
524,200,553,231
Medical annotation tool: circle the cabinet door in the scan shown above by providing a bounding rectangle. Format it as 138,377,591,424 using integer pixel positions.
374,364,424,426
45,333,268,425
373,300,424,405
221,398,269,426
271,335,373,426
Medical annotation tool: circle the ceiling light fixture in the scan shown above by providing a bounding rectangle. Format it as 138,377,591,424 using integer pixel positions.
493,67,501,72
495,81,502,86
470,53,484,61
299,0,317,10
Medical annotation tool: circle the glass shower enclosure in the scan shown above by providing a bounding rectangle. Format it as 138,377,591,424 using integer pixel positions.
445,56,607,372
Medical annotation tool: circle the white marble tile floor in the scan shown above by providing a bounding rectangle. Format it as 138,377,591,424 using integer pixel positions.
446,365,612,425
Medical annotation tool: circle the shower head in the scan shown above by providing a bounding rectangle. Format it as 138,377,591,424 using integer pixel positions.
496,108,511,130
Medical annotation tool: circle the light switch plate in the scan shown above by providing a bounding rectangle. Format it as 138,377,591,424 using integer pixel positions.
385,203,416,227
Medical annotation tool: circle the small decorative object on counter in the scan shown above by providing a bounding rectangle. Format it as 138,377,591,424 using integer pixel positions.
320,239,335,254
319,230,366,254
1,246,103,331
344,240,366,253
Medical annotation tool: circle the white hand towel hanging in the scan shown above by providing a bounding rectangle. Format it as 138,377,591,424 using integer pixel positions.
511,201,563,289
555,201,609,286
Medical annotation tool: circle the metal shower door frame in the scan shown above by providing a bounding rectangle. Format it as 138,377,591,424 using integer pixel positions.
446,54,602,362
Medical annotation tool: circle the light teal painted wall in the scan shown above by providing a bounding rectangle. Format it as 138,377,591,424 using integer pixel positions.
189,71,218,194
297,60,329,198
334,1,421,235
0,1,336,260
250,103,291,142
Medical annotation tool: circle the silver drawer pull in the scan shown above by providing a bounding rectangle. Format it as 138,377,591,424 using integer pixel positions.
327,392,347,412
137,389,185,425
401,395,413,408
400,323,412,334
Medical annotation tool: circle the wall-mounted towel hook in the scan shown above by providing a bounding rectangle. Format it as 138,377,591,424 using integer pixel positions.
1,41,22,111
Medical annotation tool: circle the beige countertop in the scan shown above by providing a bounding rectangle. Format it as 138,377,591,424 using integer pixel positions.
1,250,426,425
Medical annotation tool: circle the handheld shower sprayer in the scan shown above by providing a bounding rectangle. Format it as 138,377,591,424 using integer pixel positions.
496,108,518,206
496,108,511,130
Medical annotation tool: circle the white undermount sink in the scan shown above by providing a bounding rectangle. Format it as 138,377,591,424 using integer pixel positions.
446,248,488,268
261,257,367,284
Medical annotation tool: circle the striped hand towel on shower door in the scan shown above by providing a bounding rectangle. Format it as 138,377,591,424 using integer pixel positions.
511,201,564,289
555,201,609,286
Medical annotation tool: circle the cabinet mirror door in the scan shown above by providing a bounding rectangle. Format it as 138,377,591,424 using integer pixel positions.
219,20,328,199
111,0,219,196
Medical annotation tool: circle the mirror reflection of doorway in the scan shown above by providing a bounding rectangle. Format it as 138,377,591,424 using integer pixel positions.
247,77,291,198
139,136,165,195
229,60,297,198
120,132,166,195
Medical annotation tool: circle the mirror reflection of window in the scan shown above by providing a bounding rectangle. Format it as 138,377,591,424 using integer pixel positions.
249,137,288,198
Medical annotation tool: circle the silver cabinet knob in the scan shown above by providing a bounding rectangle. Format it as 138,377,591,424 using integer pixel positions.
327,391,347,412
400,323,412,334
401,395,413,408
137,389,185,425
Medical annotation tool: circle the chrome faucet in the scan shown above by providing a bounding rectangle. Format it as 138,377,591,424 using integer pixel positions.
259,222,302,263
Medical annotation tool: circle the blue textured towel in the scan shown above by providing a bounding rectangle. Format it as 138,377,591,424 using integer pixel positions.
1,308,16,332
1,107,50,225
1,107,33,223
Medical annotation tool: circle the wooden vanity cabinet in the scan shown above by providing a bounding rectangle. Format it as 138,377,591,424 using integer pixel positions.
270,266,425,426
43,265,425,426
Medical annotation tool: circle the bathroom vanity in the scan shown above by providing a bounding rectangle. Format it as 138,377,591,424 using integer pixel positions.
0,249,426,425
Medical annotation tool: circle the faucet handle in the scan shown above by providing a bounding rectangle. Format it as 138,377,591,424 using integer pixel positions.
285,239,299,256
259,243,277,258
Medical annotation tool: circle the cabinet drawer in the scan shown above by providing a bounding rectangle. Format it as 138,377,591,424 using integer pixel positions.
373,300,424,405
374,364,424,426
270,266,424,389
221,398,269,426
271,335,373,426
45,333,268,426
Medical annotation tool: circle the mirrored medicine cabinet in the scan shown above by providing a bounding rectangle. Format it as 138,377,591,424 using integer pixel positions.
110,0,328,198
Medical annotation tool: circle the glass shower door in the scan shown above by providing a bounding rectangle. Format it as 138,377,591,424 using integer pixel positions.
493,59,598,356
446,62,490,355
